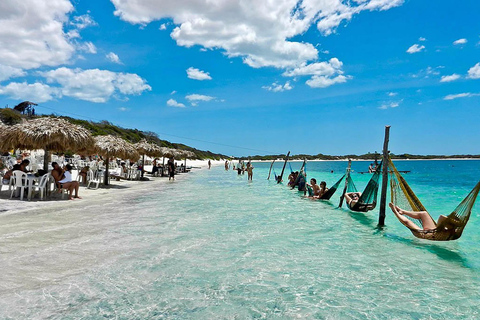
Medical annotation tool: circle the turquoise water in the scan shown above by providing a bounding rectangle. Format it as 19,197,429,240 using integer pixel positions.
1,160,480,319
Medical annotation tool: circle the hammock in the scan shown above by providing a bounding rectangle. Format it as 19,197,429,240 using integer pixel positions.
389,157,480,241
345,162,382,212
307,175,345,200
289,162,294,174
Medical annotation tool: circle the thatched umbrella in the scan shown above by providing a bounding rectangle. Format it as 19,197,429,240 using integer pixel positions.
0,117,93,171
178,150,196,168
94,135,139,185
134,139,162,178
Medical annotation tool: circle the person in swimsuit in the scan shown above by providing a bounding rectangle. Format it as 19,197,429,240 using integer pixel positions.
246,162,254,181
313,181,329,199
344,192,361,207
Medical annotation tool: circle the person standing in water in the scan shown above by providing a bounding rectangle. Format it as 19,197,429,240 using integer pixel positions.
208,160,211,169
168,157,175,181
224,160,229,170
246,162,254,181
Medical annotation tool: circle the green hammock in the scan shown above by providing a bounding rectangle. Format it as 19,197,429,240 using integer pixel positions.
345,162,382,212
307,175,345,200
389,157,480,241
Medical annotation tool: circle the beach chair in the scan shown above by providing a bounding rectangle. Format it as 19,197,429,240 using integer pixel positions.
87,169,101,189
10,170,28,200
33,173,50,200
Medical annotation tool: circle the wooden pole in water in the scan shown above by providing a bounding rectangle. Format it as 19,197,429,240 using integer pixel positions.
339,159,352,207
267,159,276,180
277,151,290,183
378,125,391,226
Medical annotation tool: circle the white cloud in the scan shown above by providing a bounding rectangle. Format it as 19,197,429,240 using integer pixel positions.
39,67,151,103
412,66,442,79
388,92,398,96
262,81,293,92
453,38,467,45
467,63,480,79
0,0,75,69
406,44,425,54
444,93,480,100
0,65,25,82
0,82,59,103
306,75,348,88
186,67,212,80
185,94,215,101
282,57,350,88
440,74,461,82
379,101,401,110
159,23,167,30
106,52,122,64
170,90,176,95
70,14,97,30
418,37,426,41
118,107,129,111
167,98,185,108
78,41,97,54
111,0,403,70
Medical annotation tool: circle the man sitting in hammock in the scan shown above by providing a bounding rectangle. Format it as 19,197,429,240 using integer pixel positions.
389,203,462,231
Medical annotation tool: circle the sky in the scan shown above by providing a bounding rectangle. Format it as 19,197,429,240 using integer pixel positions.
0,0,479,157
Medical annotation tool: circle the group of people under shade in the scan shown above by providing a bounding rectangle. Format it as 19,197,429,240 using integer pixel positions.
2,159,81,200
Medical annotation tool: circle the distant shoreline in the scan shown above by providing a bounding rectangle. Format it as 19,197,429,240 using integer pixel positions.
248,158,480,162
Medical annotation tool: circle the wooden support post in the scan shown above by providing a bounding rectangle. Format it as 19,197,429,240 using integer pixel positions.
277,151,290,183
378,125,391,226
339,159,352,207
104,157,110,186
267,160,275,180
43,149,49,171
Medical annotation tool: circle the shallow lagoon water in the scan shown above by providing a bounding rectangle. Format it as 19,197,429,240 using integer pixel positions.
1,160,480,319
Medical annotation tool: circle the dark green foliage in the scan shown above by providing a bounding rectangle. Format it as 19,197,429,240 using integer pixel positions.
41,114,226,160
0,108,23,125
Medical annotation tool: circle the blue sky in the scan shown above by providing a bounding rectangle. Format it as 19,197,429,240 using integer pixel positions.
1,0,479,156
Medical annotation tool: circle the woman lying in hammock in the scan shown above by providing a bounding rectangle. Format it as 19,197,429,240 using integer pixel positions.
389,203,462,231
345,192,361,207
345,192,377,211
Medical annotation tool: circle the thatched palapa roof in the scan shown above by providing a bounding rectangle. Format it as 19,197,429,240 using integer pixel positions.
134,139,163,157
158,147,195,159
0,117,93,152
94,135,139,160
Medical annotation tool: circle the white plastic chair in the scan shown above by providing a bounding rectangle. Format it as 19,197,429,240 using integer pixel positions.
10,170,28,200
87,170,100,189
0,175,13,192
33,173,50,200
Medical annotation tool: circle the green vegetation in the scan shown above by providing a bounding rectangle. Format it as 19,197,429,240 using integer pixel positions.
0,109,226,160
2,108,480,160
0,108,23,125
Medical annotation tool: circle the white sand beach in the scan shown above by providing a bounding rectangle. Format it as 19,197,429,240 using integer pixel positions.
0,159,226,214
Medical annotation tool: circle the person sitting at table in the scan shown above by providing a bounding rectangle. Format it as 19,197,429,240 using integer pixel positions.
51,162,81,200
2,164,21,186
151,158,159,175
78,165,90,185
19,159,31,173
111,163,128,181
